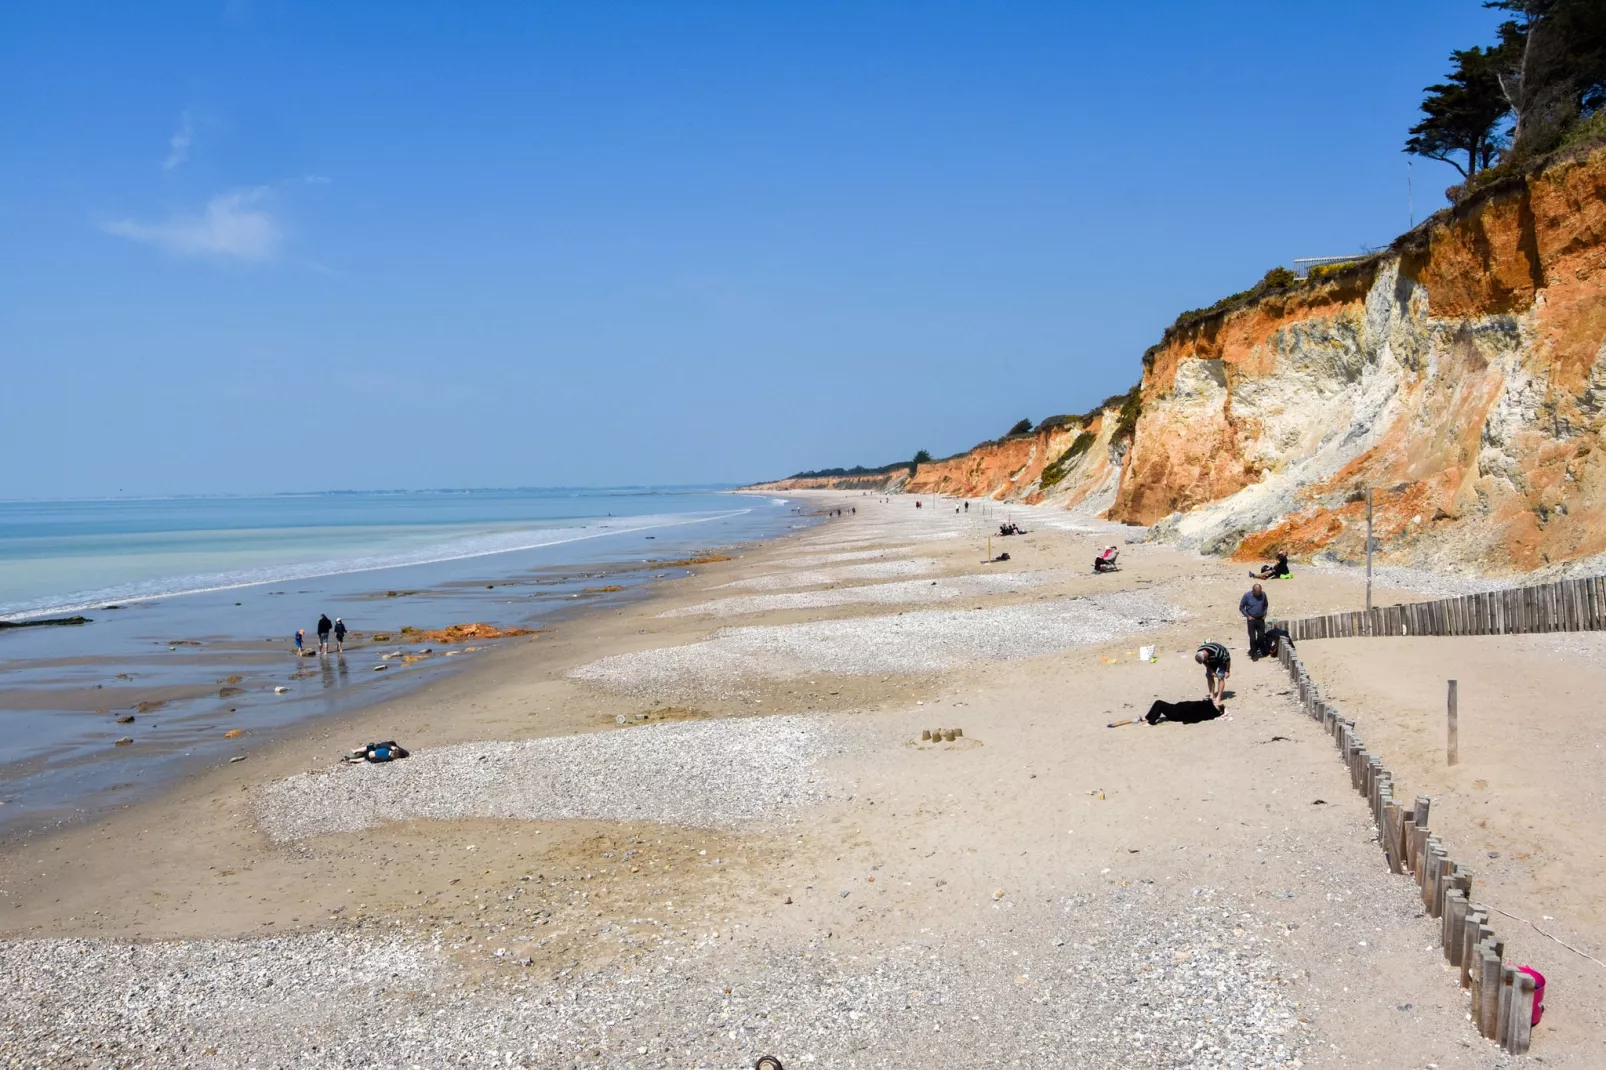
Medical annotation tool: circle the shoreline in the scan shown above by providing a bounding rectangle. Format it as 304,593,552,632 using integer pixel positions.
0,497,811,841
3,491,1600,1066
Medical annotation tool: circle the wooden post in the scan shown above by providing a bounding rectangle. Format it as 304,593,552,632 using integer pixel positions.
1497,965,1516,1048
1444,891,1467,963
1365,488,1373,617
1462,911,1488,988
1410,824,1429,877
1447,679,1459,766
1509,971,1535,1054
1478,947,1503,1038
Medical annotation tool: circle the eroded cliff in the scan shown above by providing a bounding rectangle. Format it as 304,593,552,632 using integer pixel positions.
751,142,1606,575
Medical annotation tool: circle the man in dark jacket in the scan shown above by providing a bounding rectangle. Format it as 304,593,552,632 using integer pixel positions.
1240,583,1269,658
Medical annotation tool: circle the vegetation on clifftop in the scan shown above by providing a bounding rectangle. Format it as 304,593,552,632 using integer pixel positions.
1408,0,1606,199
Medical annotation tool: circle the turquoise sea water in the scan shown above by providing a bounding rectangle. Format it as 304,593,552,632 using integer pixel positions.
0,488,792,621
0,488,806,836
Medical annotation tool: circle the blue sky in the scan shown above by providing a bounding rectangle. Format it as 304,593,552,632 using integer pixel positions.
0,2,1506,497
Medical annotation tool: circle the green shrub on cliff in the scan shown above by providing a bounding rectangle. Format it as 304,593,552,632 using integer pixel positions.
1112,384,1143,442
1039,431,1097,489
1006,418,1033,437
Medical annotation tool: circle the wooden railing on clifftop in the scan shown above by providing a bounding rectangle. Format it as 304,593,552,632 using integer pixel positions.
1283,574,1606,641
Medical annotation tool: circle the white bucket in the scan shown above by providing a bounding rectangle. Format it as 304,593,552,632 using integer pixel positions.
1139,645,1155,662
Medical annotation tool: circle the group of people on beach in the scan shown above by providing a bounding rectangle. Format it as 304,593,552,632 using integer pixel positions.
293,613,347,657
1169,552,1292,719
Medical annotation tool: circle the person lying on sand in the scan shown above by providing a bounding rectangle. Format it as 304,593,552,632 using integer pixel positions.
1142,698,1225,725
1251,552,1291,580
1195,641,1231,708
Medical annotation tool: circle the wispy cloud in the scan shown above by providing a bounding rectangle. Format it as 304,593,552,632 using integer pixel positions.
103,187,281,261
163,112,194,170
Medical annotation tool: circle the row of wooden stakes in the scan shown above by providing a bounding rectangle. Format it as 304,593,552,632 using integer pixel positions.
1282,573,1606,641
1277,641,1540,1054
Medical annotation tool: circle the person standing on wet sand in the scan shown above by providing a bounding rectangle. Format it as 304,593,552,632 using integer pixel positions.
316,613,333,655
294,628,305,656
333,616,347,654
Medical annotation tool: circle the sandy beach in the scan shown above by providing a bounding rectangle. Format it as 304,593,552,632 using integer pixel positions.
2,491,1599,1068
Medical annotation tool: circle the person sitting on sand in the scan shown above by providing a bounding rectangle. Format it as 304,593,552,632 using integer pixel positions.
1093,545,1120,573
1195,641,1231,708
1252,552,1291,580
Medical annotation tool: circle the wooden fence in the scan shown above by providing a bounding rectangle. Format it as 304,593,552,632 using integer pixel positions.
1284,574,1606,642
1276,640,1538,1052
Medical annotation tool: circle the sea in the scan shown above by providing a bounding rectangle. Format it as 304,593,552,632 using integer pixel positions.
0,488,808,837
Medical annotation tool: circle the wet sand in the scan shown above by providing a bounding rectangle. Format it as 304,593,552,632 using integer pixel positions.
2,493,1598,1066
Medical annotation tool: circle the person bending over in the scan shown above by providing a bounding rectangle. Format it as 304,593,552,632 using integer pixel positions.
1240,583,1269,658
1195,641,1231,708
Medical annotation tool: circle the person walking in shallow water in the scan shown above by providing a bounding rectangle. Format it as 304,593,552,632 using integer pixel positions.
333,617,347,654
316,613,333,655
294,628,305,656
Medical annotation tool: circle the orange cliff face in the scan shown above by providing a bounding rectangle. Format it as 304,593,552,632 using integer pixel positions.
1113,142,1606,572
743,143,1606,575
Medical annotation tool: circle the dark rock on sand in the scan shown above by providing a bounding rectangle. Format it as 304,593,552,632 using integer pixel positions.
0,615,92,630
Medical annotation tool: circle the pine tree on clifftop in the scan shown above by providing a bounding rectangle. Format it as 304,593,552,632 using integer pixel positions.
1405,45,1511,177
1484,0,1606,160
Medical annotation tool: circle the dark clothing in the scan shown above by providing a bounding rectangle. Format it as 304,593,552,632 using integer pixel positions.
1241,589,1269,657
1246,615,1267,657
1145,698,1226,725
1263,625,1291,658
1197,641,1230,673
317,615,332,637
333,621,347,640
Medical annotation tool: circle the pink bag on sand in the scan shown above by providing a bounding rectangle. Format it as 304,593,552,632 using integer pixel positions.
1518,965,1546,1026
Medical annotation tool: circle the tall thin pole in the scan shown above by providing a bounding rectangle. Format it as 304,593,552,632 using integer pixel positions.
1365,488,1374,615
1447,679,1459,766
